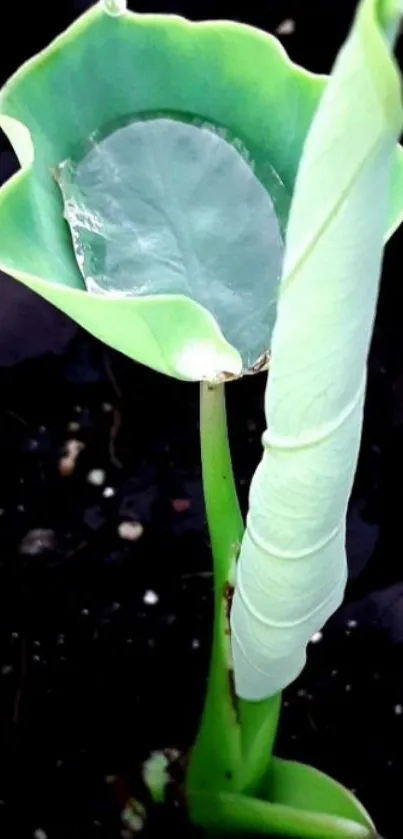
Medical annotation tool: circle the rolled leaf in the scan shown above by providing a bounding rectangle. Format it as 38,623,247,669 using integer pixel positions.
231,0,403,700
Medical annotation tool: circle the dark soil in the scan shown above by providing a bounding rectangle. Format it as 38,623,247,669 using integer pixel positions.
1,2,403,839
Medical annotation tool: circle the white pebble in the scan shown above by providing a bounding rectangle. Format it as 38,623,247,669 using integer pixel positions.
33,830,48,839
143,590,159,606
347,619,358,628
310,631,322,644
345,684,352,692
191,639,200,650
103,486,115,498
81,608,90,617
87,469,106,487
118,521,144,541
394,704,403,715
275,19,295,35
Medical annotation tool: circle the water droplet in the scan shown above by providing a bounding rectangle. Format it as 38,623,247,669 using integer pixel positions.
101,0,127,15
143,589,159,606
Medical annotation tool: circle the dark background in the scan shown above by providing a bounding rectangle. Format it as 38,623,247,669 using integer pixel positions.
2,2,403,839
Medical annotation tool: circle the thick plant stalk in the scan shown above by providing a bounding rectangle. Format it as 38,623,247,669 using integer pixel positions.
188,383,283,801
231,0,403,700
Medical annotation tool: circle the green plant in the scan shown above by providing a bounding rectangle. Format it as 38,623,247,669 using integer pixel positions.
0,0,402,835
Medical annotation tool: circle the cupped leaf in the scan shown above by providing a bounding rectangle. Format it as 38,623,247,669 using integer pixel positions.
0,3,325,380
55,113,286,370
189,788,375,838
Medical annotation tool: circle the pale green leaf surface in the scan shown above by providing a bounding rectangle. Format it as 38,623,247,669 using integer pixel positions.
55,114,286,370
231,0,403,700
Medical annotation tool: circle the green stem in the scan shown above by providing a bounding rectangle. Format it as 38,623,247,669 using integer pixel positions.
187,381,244,793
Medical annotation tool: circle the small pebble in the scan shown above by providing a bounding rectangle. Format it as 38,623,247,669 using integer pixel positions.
102,402,113,413
191,638,200,650
11,631,19,640
67,421,80,432
347,619,358,628
87,468,106,487
59,439,85,477
171,498,191,513
310,631,322,644
17,504,25,512
19,529,57,557
394,704,403,715
103,486,115,498
121,798,146,832
118,521,144,541
143,590,159,606
81,608,90,617
33,830,48,839
345,684,352,692
275,18,296,35
32,655,41,663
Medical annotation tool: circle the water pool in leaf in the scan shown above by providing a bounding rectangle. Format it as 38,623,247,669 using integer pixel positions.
55,112,289,371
